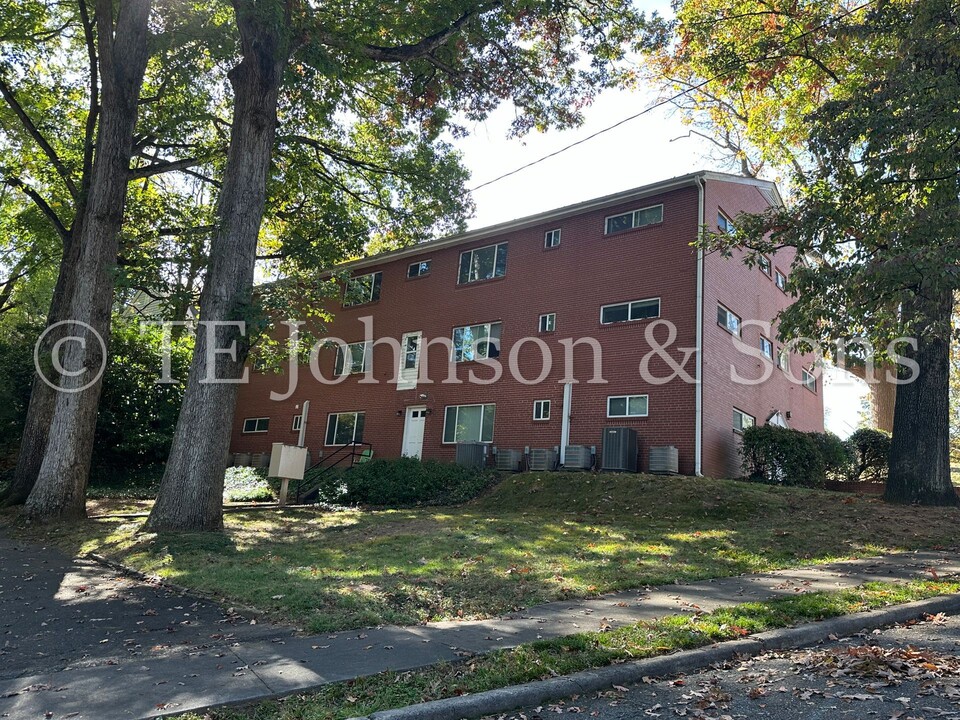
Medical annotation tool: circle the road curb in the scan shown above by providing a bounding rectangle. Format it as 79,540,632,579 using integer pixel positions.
355,592,960,720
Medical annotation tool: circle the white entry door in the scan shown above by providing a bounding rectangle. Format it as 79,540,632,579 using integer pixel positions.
401,406,427,459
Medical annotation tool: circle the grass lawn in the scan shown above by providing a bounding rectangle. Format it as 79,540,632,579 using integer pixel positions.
3,472,959,633
180,578,960,720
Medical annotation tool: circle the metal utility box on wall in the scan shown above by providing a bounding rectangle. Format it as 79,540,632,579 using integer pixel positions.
601,427,638,472
495,449,523,472
456,442,488,469
268,443,309,481
649,446,679,474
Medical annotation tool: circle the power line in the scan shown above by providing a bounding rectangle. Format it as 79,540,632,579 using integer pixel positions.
468,1,873,193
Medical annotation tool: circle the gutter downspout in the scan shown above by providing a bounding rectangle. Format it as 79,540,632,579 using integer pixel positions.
694,175,705,477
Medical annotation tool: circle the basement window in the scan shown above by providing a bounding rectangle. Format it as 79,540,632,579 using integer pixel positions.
733,408,755,434
607,394,649,418
533,400,551,421
242,417,269,433
325,412,365,446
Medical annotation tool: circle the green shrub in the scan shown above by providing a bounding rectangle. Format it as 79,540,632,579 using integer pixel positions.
224,466,275,503
808,431,855,481
740,425,826,488
847,428,891,483
308,457,495,507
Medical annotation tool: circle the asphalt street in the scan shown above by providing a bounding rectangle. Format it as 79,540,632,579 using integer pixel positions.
483,613,960,720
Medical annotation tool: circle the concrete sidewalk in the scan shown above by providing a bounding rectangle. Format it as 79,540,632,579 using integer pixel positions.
2,534,958,720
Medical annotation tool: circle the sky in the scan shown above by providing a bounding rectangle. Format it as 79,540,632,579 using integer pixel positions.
446,85,870,438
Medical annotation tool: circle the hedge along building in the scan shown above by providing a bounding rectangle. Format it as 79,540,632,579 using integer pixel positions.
230,171,824,477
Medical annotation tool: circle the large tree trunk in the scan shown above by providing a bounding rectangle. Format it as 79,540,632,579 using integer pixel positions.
23,0,152,522
885,289,958,506
846,363,896,432
1,241,81,506
145,1,289,532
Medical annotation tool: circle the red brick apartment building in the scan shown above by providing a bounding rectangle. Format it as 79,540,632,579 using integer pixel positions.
231,170,824,478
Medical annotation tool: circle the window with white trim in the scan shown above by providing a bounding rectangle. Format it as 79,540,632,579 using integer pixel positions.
291,415,302,432
242,417,269,433
544,229,561,248
759,255,772,276
539,313,556,332
533,400,551,420
733,408,755,433
717,304,741,336
458,242,508,284
334,341,371,375
343,272,382,306
325,412,365,446
775,269,787,291
718,211,736,234
600,297,660,324
407,260,431,278
760,336,773,360
605,204,663,234
607,394,649,418
802,368,817,393
443,404,495,443
777,348,789,371
452,322,502,362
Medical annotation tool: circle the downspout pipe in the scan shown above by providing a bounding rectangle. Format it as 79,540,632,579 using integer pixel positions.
694,175,705,477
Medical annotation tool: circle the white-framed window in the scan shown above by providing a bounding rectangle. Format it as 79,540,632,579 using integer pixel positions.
407,260,431,278
452,321,502,362
538,313,556,332
717,211,735,234
605,204,663,235
607,394,649,418
777,348,789,371
775,269,787,292
334,341,371,375
325,412,365,446
717,304,741,336
760,336,773,360
733,408,755,433
291,415,302,432
802,368,817,393
533,399,551,421
458,242,508,284
443,404,496,443
242,417,269,433
343,271,382,307
600,297,660,325
759,255,772,276
544,229,561,248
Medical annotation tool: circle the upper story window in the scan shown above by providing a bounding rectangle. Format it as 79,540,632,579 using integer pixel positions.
343,271,382,307
733,408,755,433
604,204,663,235
458,242,508,284
760,336,773,360
777,348,789,371
600,297,660,325
717,304,741,336
242,417,269,433
453,321,502,362
775,269,787,292
802,368,817,393
335,341,371,376
539,313,556,332
544,229,561,248
407,260,431,278
718,211,735,234
758,255,772,276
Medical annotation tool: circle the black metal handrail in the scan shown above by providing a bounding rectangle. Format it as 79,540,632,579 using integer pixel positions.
294,441,373,503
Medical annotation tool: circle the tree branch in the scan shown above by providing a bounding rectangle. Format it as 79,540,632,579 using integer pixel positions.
78,0,100,197
0,76,80,200
3,177,71,243
129,156,203,180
